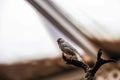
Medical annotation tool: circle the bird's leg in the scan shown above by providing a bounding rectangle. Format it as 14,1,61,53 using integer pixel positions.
70,55,77,60
62,53,75,60
67,55,74,60
62,53,71,59
69,55,73,61
62,53,72,64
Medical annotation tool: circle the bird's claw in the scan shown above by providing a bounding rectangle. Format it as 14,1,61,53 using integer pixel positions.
63,53,76,60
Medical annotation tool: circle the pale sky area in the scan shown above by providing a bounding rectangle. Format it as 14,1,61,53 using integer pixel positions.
0,0,60,64
0,0,120,64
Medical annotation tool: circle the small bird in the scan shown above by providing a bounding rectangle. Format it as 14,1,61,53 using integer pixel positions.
57,38,82,61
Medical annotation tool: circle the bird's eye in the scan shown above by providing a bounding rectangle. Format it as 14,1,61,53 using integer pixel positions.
57,38,61,42
58,38,62,41
57,38,63,43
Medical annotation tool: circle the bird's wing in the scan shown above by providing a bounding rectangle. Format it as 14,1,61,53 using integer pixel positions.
63,47,82,61
65,42,78,52
62,47,75,55
65,42,82,58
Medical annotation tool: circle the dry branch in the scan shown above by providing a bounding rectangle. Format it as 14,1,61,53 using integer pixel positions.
62,49,115,80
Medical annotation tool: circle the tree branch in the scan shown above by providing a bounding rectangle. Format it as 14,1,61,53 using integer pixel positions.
62,53,89,72
91,49,115,77
62,49,115,80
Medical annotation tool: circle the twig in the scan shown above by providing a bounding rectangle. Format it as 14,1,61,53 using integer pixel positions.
62,49,115,80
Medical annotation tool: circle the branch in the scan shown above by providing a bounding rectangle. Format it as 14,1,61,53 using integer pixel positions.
97,49,102,60
85,49,115,80
62,49,115,80
62,53,89,72
91,49,115,76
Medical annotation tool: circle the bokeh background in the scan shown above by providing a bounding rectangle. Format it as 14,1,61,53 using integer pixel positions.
0,0,120,80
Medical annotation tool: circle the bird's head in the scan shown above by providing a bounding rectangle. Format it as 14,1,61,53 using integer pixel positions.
57,38,64,43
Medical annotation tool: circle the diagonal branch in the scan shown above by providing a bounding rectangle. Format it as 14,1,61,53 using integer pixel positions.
62,49,115,80
62,53,89,72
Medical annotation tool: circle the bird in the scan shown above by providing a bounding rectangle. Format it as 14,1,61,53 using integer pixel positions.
57,38,82,61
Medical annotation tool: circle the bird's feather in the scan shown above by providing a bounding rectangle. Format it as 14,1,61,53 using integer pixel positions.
57,38,82,61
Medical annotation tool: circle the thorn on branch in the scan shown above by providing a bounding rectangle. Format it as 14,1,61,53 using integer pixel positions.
97,49,102,60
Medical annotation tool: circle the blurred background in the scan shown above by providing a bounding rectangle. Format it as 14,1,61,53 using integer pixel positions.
0,0,120,80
